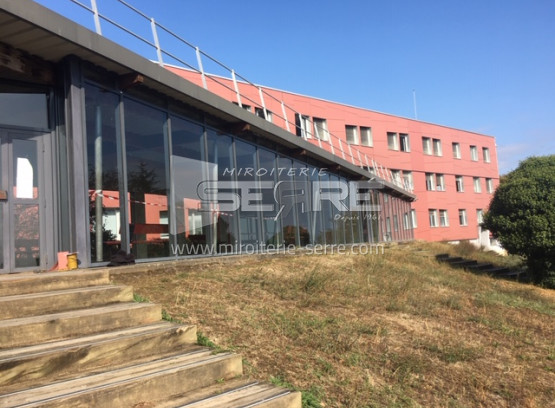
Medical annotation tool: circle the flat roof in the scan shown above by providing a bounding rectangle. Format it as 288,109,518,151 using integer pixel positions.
0,0,415,200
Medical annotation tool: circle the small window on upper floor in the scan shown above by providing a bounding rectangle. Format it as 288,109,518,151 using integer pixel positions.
473,177,482,193
455,175,464,192
452,142,461,159
387,132,399,150
422,137,432,155
459,209,468,226
403,171,414,190
432,138,442,156
429,209,438,228
425,173,435,191
400,133,410,152
255,107,272,122
470,145,478,161
439,209,449,227
436,174,445,191
360,126,373,146
313,117,329,141
345,125,358,144
486,178,494,193
295,113,311,139
483,147,491,163
477,209,484,224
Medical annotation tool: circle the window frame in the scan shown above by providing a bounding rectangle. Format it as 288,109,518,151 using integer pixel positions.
429,209,438,228
345,124,358,144
458,209,468,226
313,117,329,141
452,142,461,159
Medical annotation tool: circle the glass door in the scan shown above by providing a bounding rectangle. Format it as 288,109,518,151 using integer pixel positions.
0,129,47,271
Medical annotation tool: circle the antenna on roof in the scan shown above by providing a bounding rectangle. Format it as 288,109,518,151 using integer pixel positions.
413,89,418,120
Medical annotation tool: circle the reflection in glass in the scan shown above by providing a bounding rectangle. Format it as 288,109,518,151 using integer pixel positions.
309,167,325,244
124,98,169,259
171,116,208,254
258,148,280,246
85,84,122,262
14,204,40,268
294,161,311,246
0,93,48,129
277,157,298,246
235,140,260,246
206,131,238,252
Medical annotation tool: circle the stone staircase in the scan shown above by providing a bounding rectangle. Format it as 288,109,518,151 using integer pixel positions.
435,253,528,281
0,269,301,407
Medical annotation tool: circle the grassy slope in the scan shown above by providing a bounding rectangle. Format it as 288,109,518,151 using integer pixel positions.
112,242,554,408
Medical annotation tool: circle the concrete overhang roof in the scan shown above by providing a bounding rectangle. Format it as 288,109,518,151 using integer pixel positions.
0,0,415,201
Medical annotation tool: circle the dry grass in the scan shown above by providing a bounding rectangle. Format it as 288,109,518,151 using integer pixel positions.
112,242,555,408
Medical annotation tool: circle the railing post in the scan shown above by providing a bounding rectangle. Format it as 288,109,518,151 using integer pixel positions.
150,18,164,66
195,47,207,89
231,70,242,107
90,0,102,35
258,87,269,121
280,101,290,132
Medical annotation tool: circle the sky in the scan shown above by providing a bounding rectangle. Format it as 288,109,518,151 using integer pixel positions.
35,0,555,174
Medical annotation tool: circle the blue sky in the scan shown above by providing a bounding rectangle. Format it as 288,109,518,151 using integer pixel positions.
36,0,555,174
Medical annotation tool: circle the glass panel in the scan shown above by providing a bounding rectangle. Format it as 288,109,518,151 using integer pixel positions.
258,148,280,246
319,172,335,245
124,98,169,259
14,204,40,268
12,139,38,200
85,84,122,262
171,116,208,255
206,131,239,252
235,140,260,247
294,161,311,246
309,166,324,244
0,93,48,129
277,157,298,246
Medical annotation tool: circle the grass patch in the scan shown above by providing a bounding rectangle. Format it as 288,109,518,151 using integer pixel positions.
112,241,555,408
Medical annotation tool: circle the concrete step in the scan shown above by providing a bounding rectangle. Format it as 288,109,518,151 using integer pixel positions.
171,380,301,408
0,322,197,393
444,257,464,263
467,263,494,271
0,285,134,320
0,302,162,349
483,267,511,275
0,270,110,297
0,349,243,407
449,260,479,268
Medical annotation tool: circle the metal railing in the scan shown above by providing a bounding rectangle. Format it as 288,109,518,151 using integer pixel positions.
67,0,413,193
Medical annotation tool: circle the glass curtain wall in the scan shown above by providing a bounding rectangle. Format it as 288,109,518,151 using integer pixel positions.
84,83,414,263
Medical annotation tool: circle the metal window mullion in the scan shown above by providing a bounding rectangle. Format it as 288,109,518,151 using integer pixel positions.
118,96,130,254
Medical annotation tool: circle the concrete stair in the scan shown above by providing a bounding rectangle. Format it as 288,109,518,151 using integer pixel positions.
0,269,301,407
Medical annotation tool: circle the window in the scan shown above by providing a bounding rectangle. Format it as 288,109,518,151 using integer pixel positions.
470,145,478,161
436,174,445,191
473,177,481,193
459,209,468,226
477,209,484,224
429,209,438,228
255,107,272,122
403,171,413,190
393,214,399,232
410,209,417,228
425,173,435,191
483,147,491,163
432,138,442,156
295,113,311,138
486,178,494,193
439,210,449,227
387,132,399,150
403,212,410,230
233,102,252,112
391,169,402,185
422,137,432,155
455,175,464,192
400,133,410,152
452,142,461,159
313,118,329,140
345,125,358,144
360,126,373,146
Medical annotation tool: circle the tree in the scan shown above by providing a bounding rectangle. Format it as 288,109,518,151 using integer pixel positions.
483,155,555,287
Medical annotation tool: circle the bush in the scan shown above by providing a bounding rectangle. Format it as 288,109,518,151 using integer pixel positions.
483,155,555,287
